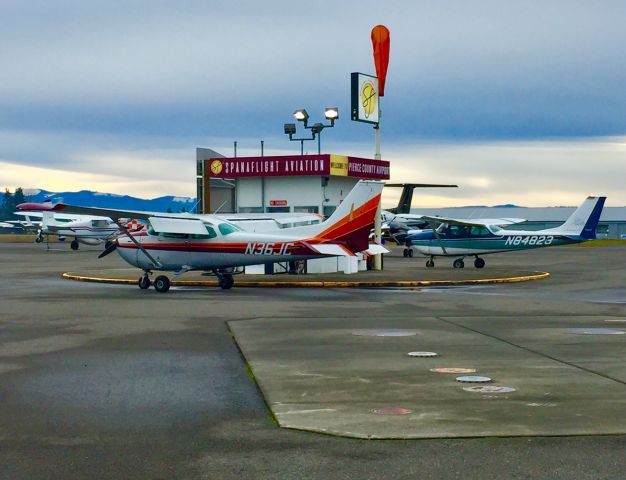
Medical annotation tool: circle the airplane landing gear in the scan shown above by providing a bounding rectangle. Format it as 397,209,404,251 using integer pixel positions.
138,273,151,290
35,232,44,243
402,248,414,258
426,258,435,268
70,239,80,250
218,274,234,290
154,275,170,293
474,257,485,269
453,258,465,269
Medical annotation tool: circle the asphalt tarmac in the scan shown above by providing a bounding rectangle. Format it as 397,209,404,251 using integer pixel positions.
0,242,625,479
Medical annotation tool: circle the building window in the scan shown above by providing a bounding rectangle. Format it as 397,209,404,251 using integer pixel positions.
323,205,337,218
267,206,290,213
294,206,319,213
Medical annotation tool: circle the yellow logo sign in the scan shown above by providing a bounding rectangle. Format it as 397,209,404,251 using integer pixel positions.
360,80,377,119
330,154,348,176
210,159,223,175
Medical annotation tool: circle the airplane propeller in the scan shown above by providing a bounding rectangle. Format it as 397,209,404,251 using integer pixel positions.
98,241,118,259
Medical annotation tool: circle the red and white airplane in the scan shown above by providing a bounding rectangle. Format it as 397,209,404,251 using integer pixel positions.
19,180,386,292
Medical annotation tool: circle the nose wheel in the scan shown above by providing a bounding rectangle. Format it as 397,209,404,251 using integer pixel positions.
474,257,485,269
453,258,465,269
425,258,435,268
138,274,151,290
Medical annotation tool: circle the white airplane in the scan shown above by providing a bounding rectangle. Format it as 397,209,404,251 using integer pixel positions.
15,206,323,251
13,210,118,250
18,180,388,292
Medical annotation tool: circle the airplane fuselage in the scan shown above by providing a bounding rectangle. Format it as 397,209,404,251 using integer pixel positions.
117,230,326,271
408,229,580,257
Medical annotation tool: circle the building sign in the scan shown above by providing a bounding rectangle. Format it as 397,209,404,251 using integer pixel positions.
348,157,389,178
351,72,379,124
269,200,288,206
206,154,389,180
330,154,348,176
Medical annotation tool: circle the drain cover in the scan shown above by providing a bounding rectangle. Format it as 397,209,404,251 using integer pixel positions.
463,385,515,393
456,375,492,383
372,407,413,415
408,351,438,357
567,328,625,335
430,367,476,374
352,329,419,337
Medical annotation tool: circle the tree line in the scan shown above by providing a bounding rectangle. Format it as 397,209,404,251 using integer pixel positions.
1,188,27,221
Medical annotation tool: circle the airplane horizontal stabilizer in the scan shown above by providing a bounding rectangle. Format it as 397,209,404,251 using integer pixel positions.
364,244,390,255
310,243,355,256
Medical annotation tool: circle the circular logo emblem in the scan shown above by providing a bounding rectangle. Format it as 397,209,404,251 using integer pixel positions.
210,160,223,175
360,81,377,118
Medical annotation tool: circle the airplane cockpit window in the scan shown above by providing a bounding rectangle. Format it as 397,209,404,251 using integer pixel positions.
470,226,491,237
92,220,109,227
447,225,470,238
218,223,241,236
488,225,503,234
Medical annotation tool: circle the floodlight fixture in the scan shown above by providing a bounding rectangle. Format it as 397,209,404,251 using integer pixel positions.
311,123,324,135
284,123,296,135
324,107,339,121
293,109,309,123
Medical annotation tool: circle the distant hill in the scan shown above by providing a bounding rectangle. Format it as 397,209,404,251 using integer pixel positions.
23,189,197,213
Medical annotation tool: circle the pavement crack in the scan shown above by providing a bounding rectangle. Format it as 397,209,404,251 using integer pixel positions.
435,317,626,387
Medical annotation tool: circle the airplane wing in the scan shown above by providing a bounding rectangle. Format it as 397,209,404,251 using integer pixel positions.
420,216,526,227
217,212,322,226
16,202,190,221
148,217,208,235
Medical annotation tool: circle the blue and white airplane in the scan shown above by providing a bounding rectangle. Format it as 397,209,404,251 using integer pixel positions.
405,196,606,269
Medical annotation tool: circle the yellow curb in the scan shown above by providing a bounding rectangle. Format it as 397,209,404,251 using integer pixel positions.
62,271,550,288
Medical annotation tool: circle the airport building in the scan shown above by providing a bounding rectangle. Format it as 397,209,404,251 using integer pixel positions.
196,148,390,217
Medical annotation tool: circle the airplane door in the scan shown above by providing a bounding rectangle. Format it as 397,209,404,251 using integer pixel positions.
153,233,190,268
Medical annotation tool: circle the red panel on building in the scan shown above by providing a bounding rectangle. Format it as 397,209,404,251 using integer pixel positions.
205,154,390,180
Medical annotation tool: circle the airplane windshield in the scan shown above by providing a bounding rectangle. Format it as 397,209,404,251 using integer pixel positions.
488,225,502,234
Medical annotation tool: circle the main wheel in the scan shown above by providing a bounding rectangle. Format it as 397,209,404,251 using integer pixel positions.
403,248,408,257
453,258,465,269
408,249,414,257
138,275,151,289
70,239,79,250
154,275,170,293
474,257,485,269
219,274,234,290
426,259,435,268
35,236,43,243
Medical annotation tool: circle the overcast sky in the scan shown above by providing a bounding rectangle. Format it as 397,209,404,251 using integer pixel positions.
1,1,625,207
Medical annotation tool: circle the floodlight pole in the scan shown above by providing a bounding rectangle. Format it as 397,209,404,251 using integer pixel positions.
373,105,382,270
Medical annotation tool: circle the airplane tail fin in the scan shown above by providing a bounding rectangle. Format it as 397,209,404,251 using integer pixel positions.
384,183,459,214
554,196,606,239
288,180,384,253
